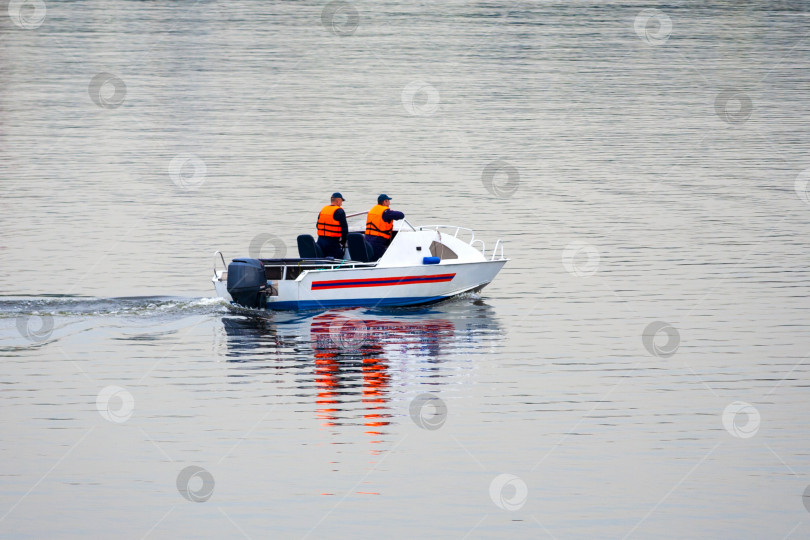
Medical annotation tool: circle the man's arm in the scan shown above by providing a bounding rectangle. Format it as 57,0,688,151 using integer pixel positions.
334,208,349,244
382,209,405,222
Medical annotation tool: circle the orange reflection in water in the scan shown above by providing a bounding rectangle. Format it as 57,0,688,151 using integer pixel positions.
313,352,341,427
310,310,455,439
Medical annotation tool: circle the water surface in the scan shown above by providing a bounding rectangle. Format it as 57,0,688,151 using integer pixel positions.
2,1,810,538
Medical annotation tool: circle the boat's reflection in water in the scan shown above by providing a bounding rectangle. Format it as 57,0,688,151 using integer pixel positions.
308,311,459,439
219,299,502,443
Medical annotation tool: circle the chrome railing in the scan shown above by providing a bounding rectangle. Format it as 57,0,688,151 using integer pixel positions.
417,224,475,243
213,251,227,277
491,239,505,261
416,224,506,260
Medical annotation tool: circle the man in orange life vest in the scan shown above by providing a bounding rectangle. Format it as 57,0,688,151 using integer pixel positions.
365,194,405,261
316,193,349,259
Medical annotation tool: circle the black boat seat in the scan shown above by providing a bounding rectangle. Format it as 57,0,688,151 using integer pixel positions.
297,234,323,258
347,233,374,263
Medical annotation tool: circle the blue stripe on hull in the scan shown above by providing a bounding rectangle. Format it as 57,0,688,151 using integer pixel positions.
258,294,451,311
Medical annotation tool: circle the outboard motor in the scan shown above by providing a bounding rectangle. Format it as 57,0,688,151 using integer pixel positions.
226,258,267,309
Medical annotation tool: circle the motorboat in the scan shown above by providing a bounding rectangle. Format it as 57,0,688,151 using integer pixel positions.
212,216,507,310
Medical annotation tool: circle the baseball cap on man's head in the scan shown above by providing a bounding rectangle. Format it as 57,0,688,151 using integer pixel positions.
377,194,391,204
331,192,345,200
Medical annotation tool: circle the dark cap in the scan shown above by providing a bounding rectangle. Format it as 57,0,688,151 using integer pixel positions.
331,192,345,200
377,194,391,204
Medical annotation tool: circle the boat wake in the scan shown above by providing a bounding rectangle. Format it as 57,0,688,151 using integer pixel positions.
0,296,229,319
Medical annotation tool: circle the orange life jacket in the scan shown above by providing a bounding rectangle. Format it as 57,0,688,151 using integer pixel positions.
317,205,343,238
365,204,393,239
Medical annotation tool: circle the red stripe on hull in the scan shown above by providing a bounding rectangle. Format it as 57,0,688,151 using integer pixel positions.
311,273,456,290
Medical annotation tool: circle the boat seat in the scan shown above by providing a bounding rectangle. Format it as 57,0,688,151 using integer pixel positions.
297,234,324,258
347,233,373,263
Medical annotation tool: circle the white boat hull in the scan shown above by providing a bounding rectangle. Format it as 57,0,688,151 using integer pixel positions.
215,260,504,310
284,259,504,310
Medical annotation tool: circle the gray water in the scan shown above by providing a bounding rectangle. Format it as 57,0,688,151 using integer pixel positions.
2,1,810,538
